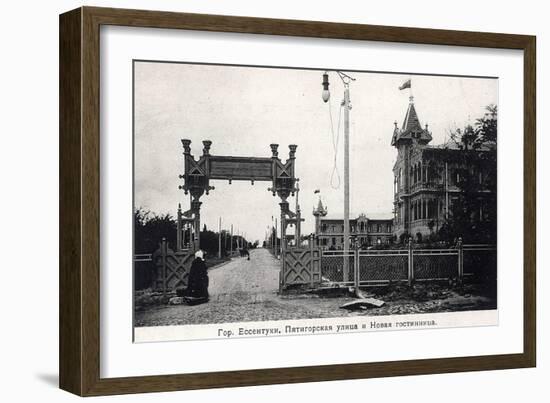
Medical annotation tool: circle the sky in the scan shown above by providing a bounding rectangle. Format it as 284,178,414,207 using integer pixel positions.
134,61,498,243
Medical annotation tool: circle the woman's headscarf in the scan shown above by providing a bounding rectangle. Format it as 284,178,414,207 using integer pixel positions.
195,250,204,260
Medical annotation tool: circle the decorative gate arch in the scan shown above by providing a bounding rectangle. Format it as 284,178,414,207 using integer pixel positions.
177,139,299,250
150,139,307,292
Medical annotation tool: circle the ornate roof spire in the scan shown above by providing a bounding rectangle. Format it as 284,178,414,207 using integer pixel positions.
392,95,432,147
402,100,421,132
313,197,328,217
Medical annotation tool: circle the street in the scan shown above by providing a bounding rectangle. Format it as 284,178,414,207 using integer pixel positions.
208,248,280,300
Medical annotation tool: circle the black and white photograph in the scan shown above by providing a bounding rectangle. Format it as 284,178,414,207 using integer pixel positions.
132,61,498,341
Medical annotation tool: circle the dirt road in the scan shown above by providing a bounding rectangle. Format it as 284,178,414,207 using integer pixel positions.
208,248,280,301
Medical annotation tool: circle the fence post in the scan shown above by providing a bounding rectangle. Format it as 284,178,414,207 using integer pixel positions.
161,237,167,297
279,250,284,293
408,237,414,286
457,237,463,284
176,204,182,251
354,242,360,289
310,234,315,288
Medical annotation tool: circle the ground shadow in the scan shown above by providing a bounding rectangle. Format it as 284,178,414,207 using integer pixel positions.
35,373,58,388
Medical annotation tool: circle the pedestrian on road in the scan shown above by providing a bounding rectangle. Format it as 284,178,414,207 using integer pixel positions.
242,245,250,260
183,250,209,305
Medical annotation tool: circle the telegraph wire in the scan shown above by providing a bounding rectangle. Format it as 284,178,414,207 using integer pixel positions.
328,96,343,190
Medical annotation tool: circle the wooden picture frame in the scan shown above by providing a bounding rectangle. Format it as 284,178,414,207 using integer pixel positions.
59,6,536,396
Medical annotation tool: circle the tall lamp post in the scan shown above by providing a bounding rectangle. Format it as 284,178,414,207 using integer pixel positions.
322,71,355,282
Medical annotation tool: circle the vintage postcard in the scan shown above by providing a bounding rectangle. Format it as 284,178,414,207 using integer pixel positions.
132,61,498,342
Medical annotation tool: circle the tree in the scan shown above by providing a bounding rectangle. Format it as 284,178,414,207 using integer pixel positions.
133,208,178,290
134,207,239,257
134,208,177,253
199,228,219,257
439,105,497,244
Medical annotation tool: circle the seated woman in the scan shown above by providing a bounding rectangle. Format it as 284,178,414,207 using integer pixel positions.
183,250,209,305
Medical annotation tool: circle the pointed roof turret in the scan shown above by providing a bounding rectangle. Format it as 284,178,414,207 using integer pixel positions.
402,97,422,132
391,120,400,145
391,96,432,147
313,197,328,217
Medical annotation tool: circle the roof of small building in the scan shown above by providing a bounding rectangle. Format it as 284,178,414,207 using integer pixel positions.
420,141,497,163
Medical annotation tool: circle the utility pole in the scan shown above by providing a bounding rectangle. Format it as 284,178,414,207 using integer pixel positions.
342,84,351,281
230,224,233,256
322,71,355,282
218,217,222,259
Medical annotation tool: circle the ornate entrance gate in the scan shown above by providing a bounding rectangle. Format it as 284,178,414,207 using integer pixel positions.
280,235,322,287
160,139,301,291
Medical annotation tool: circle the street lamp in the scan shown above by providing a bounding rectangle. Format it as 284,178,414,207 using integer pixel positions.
322,72,330,103
321,71,355,282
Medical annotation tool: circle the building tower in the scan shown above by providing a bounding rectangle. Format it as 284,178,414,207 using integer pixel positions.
392,96,432,239
312,197,328,239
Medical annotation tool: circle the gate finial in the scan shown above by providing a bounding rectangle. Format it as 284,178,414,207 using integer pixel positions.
289,144,297,159
181,139,191,154
202,140,212,155
270,144,279,158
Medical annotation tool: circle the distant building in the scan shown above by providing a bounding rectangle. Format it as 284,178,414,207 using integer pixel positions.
312,199,393,249
391,96,496,241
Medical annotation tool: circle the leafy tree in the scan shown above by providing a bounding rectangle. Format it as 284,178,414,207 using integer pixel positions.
134,207,243,257
399,232,410,244
134,208,177,253
199,229,223,257
133,208,177,290
438,105,497,244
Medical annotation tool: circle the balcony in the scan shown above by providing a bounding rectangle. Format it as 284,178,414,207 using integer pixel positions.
409,181,445,193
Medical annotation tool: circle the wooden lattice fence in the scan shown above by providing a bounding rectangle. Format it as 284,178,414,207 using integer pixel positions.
281,246,322,288
152,239,195,293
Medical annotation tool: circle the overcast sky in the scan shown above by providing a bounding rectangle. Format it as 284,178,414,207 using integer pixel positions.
134,61,497,243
